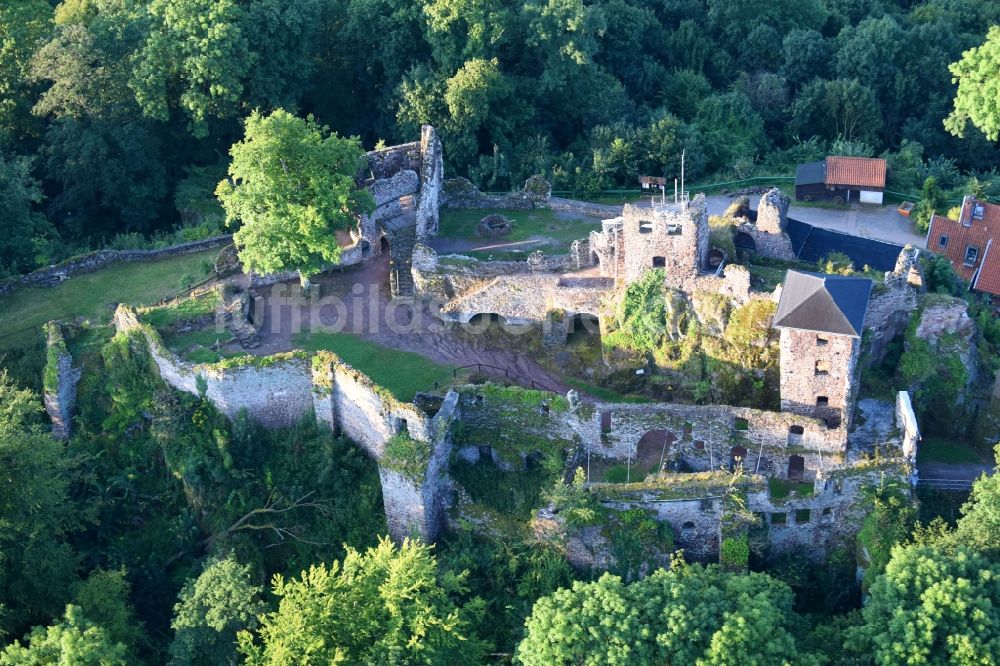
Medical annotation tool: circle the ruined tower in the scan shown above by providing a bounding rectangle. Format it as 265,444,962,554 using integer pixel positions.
772,270,872,429
591,194,709,290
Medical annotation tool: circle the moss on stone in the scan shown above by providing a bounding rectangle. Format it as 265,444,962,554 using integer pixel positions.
382,433,431,483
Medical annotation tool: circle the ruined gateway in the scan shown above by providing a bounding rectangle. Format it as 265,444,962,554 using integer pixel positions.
50,127,923,571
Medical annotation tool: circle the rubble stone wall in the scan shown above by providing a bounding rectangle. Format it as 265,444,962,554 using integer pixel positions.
0,235,232,298
43,322,81,440
779,328,859,427
617,196,710,290
114,306,314,428
416,125,443,240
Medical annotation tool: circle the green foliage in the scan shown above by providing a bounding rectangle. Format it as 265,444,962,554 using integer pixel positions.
852,543,1000,664
921,252,967,296
238,538,489,664
450,458,557,520
857,481,916,587
0,0,51,146
436,531,573,654
383,433,431,483
605,508,675,580
606,269,672,353
169,554,266,666
516,560,816,665
0,605,129,666
947,26,1000,141
912,176,946,234
0,371,79,637
217,110,374,281
818,251,855,276
0,152,53,276
720,534,750,568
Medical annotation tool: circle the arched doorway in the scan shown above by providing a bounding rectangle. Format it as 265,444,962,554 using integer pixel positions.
637,429,677,476
380,235,391,256
361,240,373,258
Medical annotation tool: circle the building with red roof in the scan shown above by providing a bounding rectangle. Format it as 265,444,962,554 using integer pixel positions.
926,196,1000,300
795,156,887,204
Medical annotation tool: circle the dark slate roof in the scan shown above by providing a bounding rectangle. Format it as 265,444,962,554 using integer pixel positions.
786,218,903,271
795,161,825,186
773,270,872,337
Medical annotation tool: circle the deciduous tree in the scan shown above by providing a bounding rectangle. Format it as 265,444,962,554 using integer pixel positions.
216,109,373,285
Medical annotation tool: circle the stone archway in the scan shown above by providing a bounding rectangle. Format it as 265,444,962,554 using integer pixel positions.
361,240,373,258
566,313,601,346
380,235,391,256
636,429,677,475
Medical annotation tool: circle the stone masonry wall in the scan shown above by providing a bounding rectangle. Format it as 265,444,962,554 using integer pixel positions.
114,306,314,428
43,322,81,441
0,235,232,298
416,125,443,241
779,328,859,428
863,247,922,364
618,196,709,290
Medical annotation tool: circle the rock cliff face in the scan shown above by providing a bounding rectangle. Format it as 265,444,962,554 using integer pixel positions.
915,297,979,388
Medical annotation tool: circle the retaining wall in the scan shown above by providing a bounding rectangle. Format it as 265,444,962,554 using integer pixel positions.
0,235,232,298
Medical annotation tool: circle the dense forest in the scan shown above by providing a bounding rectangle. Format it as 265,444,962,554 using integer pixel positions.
3,0,1000,663
3,0,1000,277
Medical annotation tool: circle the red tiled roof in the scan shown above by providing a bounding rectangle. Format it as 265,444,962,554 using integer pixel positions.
824,156,887,189
973,240,1000,297
927,197,1000,294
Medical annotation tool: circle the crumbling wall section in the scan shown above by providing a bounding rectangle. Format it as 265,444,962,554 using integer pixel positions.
864,247,922,363
441,176,550,210
114,306,313,428
0,235,232,298
416,125,443,241
42,322,81,440
619,196,709,290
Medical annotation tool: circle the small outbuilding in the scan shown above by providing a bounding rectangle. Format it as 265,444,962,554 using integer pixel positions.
795,156,887,205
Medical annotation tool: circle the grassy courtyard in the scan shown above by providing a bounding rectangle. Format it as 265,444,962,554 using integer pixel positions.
0,249,218,350
292,330,455,401
438,207,603,254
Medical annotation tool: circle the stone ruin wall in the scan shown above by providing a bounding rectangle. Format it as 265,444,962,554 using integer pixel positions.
619,197,709,289
572,402,851,484
863,246,922,364
779,328,860,428
43,322,81,441
734,189,796,262
113,305,448,542
0,235,233,298
416,125,443,241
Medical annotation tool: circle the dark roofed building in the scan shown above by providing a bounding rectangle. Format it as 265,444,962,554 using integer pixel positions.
773,270,873,337
773,270,872,429
794,161,826,202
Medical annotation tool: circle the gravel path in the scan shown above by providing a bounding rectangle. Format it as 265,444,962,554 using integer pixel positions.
249,254,579,396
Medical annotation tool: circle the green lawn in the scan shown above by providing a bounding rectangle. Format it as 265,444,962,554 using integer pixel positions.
292,331,455,402
0,249,218,350
916,436,987,465
564,377,653,404
438,207,603,254
140,288,221,330
768,477,815,500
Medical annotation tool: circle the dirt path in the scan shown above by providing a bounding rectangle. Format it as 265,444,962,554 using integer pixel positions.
249,254,580,396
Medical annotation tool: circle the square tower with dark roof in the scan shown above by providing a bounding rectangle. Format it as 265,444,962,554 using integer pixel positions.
772,270,872,429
